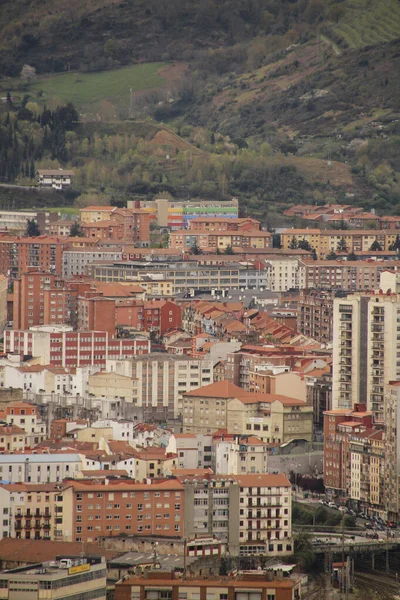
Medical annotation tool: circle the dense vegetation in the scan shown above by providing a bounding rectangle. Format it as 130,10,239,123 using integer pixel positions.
0,0,399,224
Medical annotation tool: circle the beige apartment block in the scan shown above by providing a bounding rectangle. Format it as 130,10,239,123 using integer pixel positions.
182,381,312,443
88,371,138,404
333,292,400,419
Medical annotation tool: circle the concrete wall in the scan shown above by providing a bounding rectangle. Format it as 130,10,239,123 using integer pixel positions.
267,450,323,477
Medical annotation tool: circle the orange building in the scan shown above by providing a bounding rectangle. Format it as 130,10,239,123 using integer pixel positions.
80,220,125,241
189,217,261,233
115,572,302,600
77,295,116,335
110,208,150,244
62,478,185,543
0,236,66,279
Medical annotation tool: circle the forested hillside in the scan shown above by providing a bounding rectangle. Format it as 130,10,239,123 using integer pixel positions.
0,0,400,225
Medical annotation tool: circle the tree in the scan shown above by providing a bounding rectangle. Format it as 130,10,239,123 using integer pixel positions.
298,239,312,251
311,249,318,260
337,236,348,252
347,251,357,261
190,243,202,255
370,240,382,251
326,250,337,260
69,222,83,237
224,245,234,255
26,219,40,236
389,235,400,252
20,64,36,82
289,236,298,249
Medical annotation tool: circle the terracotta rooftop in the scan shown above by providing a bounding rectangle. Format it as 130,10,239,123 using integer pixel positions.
0,538,118,562
184,380,306,406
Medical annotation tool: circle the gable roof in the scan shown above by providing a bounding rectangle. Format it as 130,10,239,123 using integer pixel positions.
184,380,306,406
184,381,245,399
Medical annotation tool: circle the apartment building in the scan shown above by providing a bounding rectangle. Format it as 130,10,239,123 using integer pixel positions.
323,406,373,501
79,206,117,223
281,229,398,258
4,402,47,447
62,478,185,543
115,571,302,600
80,220,125,241
183,472,292,556
0,210,60,234
0,425,28,452
37,168,73,189
384,382,400,521
211,434,268,475
0,557,106,600
79,205,150,243
129,197,239,229
182,381,313,443
0,453,82,484
87,260,269,293
62,249,123,277
174,434,213,470
189,217,261,233
170,230,271,252
297,289,334,344
108,354,213,420
0,236,66,279
347,428,385,516
4,325,150,368
264,259,306,292
87,371,138,404
13,269,58,329
0,274,7,333
302,260,400,291
48,219,74,236
332,292,400,419
2,364,92,397
0,482,62,540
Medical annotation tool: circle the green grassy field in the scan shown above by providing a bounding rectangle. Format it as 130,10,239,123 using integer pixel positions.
334,0,400,48
26,62,166,108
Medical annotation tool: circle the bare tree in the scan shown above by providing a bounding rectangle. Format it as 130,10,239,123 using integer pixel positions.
21,64,36,82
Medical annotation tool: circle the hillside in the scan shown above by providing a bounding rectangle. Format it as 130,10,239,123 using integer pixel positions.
0,0,399,225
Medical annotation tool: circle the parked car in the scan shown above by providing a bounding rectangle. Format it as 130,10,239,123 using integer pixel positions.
387,521,397,528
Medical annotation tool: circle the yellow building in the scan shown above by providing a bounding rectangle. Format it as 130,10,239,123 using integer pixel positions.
87,371,138,404
281,229,398,258
0,482,62,540
79,206,114,223
182,381,313,443
132,447,178,481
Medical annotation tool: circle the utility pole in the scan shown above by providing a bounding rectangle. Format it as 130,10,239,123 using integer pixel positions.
341,515,345,596
386,526,390,573
183,538,187,578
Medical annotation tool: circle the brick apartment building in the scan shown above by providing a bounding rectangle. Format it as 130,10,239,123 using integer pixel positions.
323,405,373,500
13,269,59,329
62,479,185,543
302,260,400,291
80,220,125,241
115,571,302,600
0,236,66,279
79,205,150,244
297,289,335,344
4,326,150,368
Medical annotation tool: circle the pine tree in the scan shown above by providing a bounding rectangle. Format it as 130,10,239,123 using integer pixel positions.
26,219,40,237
